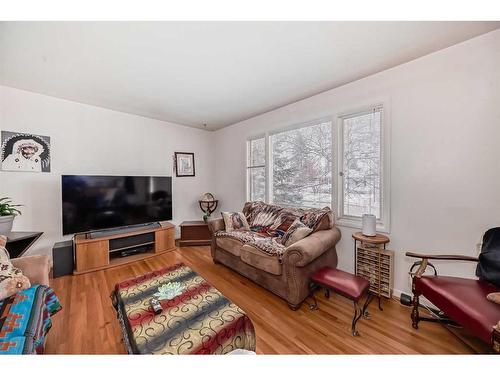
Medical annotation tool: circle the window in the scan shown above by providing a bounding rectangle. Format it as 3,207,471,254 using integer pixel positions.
271,120,332,208
245,103,390,232
338,105,389,230
246,137,266,201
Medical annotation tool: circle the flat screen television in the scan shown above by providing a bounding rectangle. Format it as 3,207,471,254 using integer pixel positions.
62,175,173,235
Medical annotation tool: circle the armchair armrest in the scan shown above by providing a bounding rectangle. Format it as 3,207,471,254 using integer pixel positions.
11,254,50,286
207,218,225,234
284,227,341,267
406,252,478,278
406,252,478,262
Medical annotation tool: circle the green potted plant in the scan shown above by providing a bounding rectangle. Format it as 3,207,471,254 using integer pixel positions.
0,197,22,235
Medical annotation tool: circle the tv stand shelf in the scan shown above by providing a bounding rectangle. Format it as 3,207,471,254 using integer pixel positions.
73,222,175,274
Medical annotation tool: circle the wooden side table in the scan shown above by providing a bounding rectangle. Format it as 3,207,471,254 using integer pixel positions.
179,221,212,247
352,232,393,310
5,231,43,258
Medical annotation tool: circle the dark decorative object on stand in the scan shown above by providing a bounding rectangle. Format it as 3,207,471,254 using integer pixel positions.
198,192,218,222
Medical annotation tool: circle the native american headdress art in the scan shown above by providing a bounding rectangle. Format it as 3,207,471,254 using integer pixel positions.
1,131,51,172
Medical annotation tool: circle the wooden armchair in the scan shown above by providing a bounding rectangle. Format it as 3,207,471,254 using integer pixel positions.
406,252,500,353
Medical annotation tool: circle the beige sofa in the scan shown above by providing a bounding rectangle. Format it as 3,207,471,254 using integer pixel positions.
208,201,341,309
11,254,51,286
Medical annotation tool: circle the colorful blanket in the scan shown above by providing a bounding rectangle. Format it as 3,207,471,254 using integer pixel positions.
214,202,334,260
0,285,61,354
112,263,256,355
214,230,287,260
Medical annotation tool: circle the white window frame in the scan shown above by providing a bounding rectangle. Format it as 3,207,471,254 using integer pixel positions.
335,103,391,233
246,135,267,202
268,117,333,208
244,102,391,233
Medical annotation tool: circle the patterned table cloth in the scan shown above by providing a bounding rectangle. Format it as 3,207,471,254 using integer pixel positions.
112,263,256,354
0,285,61,354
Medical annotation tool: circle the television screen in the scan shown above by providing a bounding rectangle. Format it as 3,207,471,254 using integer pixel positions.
62,175,172,235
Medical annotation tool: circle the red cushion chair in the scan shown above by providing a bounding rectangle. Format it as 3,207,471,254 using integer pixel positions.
407,252,500,353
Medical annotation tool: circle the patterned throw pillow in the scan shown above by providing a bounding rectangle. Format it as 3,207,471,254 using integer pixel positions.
280,219,313,247
301,207,334,232
0,235,31,300
221,212,251,232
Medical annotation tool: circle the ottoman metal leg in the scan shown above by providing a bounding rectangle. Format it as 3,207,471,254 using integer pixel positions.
309,293,318,310
362,292,374,319
351,302,363,336
307,283,319,310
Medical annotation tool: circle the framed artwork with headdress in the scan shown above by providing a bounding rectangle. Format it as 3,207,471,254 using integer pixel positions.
1,131,51,172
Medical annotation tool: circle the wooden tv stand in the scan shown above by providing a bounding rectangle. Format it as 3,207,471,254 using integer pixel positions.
73,222,175,274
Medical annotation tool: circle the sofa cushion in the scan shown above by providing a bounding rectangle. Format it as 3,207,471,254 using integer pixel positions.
415,276,500,345
216,237,245,257
214,230,255,243
215,229,287,263
240,244,282,276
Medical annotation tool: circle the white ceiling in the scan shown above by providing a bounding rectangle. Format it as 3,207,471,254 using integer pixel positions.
0,21,498,130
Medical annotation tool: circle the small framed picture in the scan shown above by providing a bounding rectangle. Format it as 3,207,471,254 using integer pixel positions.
174,152,195,177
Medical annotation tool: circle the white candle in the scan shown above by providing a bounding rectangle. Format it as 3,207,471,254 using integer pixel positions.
362,214,376,236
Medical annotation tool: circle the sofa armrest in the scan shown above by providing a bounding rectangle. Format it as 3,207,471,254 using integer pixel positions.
284,226,341,267
207,218,225,234
11,254,50,286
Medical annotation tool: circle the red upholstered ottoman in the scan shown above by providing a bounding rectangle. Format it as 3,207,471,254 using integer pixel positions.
310,267,373,336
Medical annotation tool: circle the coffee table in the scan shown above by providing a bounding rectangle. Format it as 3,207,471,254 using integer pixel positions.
112,263,256,354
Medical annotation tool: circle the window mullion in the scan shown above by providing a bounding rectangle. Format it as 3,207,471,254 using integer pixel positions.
266,133,271,204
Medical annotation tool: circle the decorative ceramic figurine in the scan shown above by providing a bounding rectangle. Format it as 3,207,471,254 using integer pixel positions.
154,282,184,300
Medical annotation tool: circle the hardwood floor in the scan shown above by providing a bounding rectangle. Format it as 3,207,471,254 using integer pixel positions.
45,246,474,354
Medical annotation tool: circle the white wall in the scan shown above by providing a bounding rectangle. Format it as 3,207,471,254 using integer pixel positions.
213,29,500,296
0,86,215,256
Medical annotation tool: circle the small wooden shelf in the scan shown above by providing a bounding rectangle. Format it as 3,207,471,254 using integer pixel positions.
178,220,211,247
74,222,175,274
352,232,394,300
